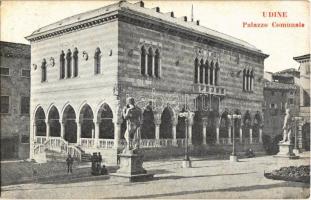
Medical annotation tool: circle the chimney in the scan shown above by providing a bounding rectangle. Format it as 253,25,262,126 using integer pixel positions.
134,1,144,7
152,7,160,12
164,12,174,17
196,20,200,25
183,16,187,22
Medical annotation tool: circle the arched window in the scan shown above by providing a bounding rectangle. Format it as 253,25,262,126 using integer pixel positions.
215,62,219,86
60,51,65,79
199,59,204,84
250,70,254,91
73,48,78,77
41,59,47,82
154,49,160,78
194,58,198,83
205,60,209,84
66,49,72,78
246,69,250,91
141,46,146,75
210,61,214,85
243,69,246,91
147,47,153,76
94,47,101,75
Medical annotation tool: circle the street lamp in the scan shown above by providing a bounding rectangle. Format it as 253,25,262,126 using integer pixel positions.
228,114,241,162
179,110,193,168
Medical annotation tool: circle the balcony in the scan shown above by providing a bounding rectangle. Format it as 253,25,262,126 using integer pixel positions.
193,84,226,96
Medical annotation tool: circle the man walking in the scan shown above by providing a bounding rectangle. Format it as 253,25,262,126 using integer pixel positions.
66,154,74,174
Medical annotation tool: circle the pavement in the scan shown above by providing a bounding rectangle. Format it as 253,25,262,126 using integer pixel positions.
1,152,310,199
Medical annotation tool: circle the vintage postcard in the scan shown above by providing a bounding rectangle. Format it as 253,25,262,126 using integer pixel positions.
0,0,310,199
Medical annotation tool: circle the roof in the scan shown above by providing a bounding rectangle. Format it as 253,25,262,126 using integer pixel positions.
26,1,266,55
263,80,298,90
293,54,310,61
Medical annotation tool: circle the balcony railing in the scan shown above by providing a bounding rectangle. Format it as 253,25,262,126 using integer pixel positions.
193,84,226,96
80,138,94,148
36,136,47,144
98,139,114,149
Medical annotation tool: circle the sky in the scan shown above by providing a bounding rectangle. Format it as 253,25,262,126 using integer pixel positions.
1,0,310,72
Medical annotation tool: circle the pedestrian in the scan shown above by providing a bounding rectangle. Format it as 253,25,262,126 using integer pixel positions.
66,154,74,174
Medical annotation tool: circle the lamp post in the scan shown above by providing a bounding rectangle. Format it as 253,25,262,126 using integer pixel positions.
228,114,241,162
179,110,192,168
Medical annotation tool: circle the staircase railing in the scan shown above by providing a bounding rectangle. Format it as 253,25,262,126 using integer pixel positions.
34,137,82,161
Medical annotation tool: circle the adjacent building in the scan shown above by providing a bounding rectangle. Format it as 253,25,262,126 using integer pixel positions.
294,54,310,151
0,41,31,159
26,1,268,163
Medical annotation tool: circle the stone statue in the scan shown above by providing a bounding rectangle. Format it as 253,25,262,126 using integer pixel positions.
280,108,292,144
123,97,141,151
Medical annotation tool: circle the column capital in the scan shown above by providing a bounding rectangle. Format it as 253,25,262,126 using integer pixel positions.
202,117,209,126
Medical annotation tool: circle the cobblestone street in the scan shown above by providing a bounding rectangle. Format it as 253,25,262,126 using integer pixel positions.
1,153,309,199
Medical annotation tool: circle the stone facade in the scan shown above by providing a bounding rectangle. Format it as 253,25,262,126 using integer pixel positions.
293,54,310,150
263,71,300,146
26,1,268,161
0,41,30,159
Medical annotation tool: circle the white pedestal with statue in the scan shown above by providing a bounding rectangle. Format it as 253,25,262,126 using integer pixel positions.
111,97,154,182
275,143,299,159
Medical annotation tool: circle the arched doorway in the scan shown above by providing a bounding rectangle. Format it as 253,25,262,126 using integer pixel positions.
219,111,230,139
302,123,310,151
97,103,114,139
233,109,241,140
80,104,94,138
63,105,77,143
48,106,60,137
176,115,186,139
160,107,173,138
253,111,262,140
192,111,203,145
242,111,252,142
207,110,218,143
35,107,46,136
141,103,155,139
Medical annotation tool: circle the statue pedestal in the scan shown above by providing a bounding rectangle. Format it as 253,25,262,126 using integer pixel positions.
112,149,154,182
274,143,299,159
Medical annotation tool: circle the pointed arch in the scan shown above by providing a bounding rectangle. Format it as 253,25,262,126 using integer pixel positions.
147,47,153,76
63,104,77,143
79,104,94,138
160,106,174,139
194,58,199,83
243,68,246,91
35,106,46,136
94,47,101,74
66,49,72,78
154,49,160,78
205,59,209,84
141,102,155,139
41,59,47,82
140,46,146,75
210,61,214,85
97,103,114,139
199,59,204,84
48,105,61,137
60,50,65,79
215,62,220,86
73,47,78,77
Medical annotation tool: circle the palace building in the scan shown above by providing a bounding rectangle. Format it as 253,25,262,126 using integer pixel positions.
26,1,269,163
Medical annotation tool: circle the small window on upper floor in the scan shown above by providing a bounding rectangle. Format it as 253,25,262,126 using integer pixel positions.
60,50,65,79
21,96,30,115
0,67,10,76
94,47,101,75
21,69,30,78
73,48,78,77
41,59,47,82
0,96,10,114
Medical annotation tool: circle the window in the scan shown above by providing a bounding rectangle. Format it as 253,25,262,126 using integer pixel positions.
73,48,78,77
204,60,209,84
199,59,204,84
66,49,72,78
0,96,10,114
194,58,198,83
289,98,294,105
243,68,254,92
21,69,30,78
209,61,214,85
141,46,146,75
60,50,65,79
94,47,101,74
0,67,10,76
21,96,30,114
243,69,246,91
41,59,47,82
215,62,220,86
147,47,153,76
154,49,160,78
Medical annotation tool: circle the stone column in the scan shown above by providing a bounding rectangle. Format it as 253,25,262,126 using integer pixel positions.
76,121,81,145
113,117,122,149
154,115,161,147
46,120,50,139
33,124,37,143
152,54,155,77
61,122,65,139
259,128,263,143
202,118,208,145
239,128,243,143
187,113,194,146
212,68,215,85
249,128,253,144
216,127,220,144
94,120,99,147
228,126,232,144
172,119,177,146
197,65,201,84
